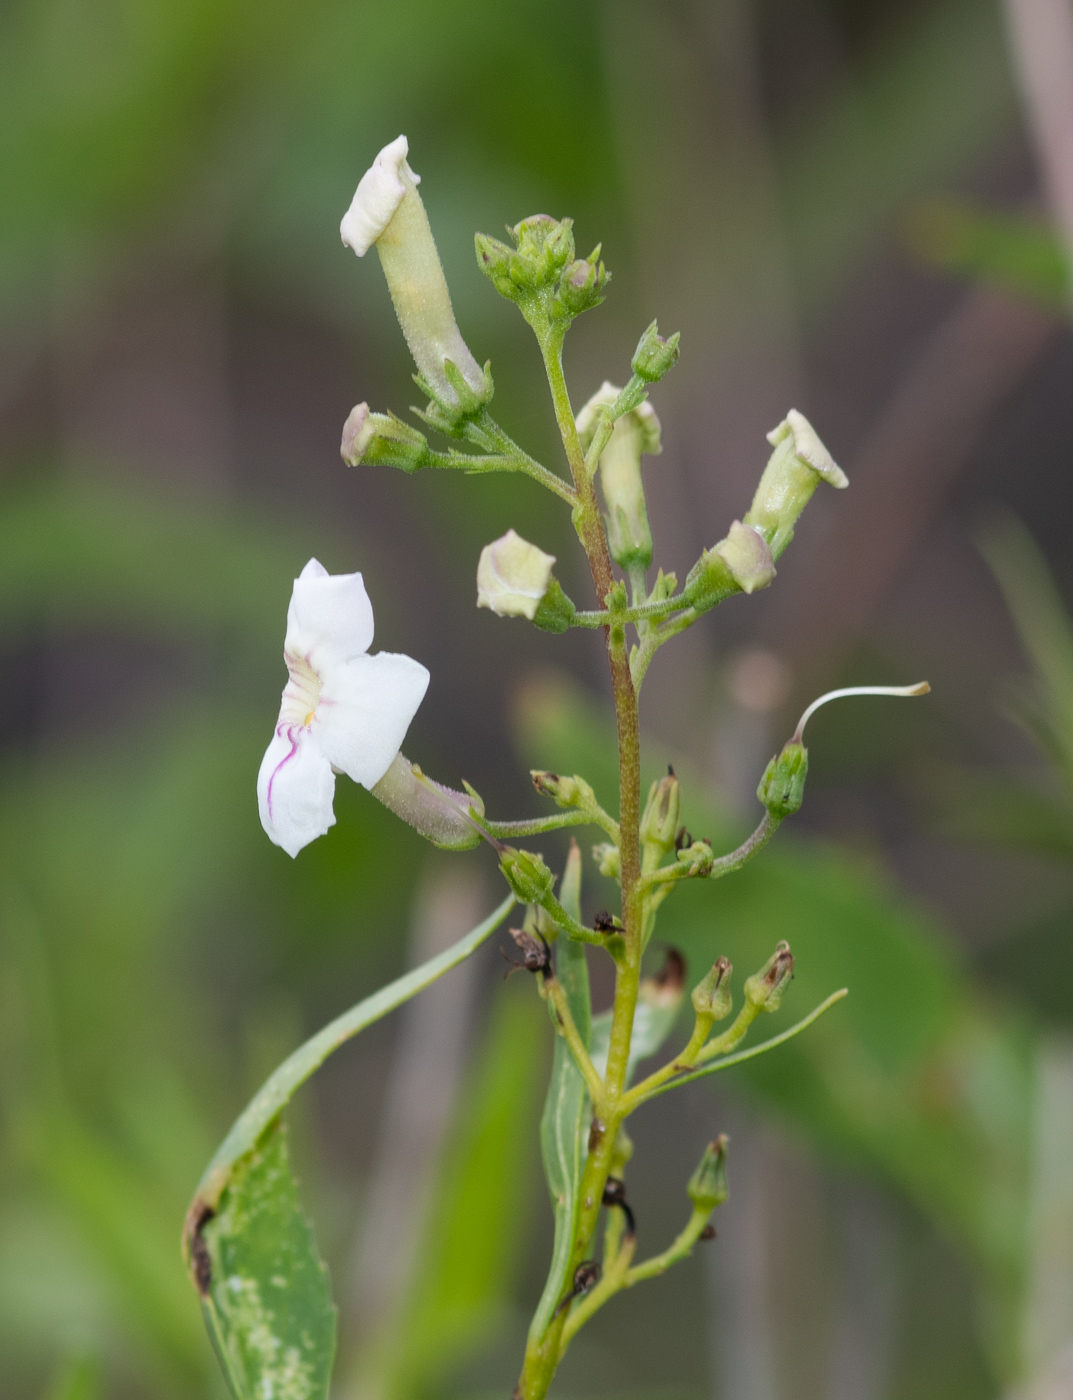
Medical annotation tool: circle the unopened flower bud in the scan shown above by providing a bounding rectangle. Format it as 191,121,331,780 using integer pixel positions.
675,838,714,877
744,409,848,560
640,771,680,855
744,941,795,1014
688,1135,729,1212
477,530,566,622
577,382,660,570
340,403,430,473
692,957,733,1023
512,214,575,272
499,847,556,904
593,842,621,879
685,522,775,613
631,319,681,383
757,740,808,819
474,233,525,298
341,136,488,410
553,251,610,318
531,771,596,810
715,522,775,594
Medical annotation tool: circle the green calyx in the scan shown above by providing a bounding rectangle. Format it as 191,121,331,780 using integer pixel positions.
691,957,733,1023
744,942,795,1014
532,577,578,633
340,404,431,472
499,847,557,904
757,741,808,818
631,319,680,383
687,1134,729,1212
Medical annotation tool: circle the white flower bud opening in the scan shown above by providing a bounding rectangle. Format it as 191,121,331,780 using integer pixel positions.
766,409,848,489
476,529,557,620
340,135,420,257
714,521,775,594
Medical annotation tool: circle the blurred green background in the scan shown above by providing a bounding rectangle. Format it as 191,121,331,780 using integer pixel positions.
2,1,1072,1398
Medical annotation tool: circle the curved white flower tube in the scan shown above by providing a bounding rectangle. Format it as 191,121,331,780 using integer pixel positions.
258,559,430,857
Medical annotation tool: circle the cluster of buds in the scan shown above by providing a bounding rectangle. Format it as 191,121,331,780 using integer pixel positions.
476,214,609,326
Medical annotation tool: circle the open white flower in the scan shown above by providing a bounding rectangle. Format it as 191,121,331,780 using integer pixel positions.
258,559,430,857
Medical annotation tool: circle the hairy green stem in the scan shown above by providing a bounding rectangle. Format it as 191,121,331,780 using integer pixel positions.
517,331,645,1400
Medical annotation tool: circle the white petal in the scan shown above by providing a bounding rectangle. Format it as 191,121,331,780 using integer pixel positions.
340,135,420,257
258,725,337,857
285,561,375,670
315,652,430,788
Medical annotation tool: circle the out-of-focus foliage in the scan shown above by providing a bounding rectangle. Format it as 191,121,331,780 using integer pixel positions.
908,198,1072,311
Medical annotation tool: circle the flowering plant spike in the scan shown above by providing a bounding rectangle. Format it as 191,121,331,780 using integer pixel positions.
187,136,931,1400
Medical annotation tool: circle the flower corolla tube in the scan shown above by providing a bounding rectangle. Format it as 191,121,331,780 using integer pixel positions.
258,559,430,857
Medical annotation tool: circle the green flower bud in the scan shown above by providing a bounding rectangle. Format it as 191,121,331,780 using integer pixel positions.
513,213,575,273
474,233,525,298
477,530,568,622
531,771,597,810
499,847,556,904
688,1134,729,1212
631,319,681,383
744,410,848,560
340,403,431,473
744,941,795,1014
757,740,808,818
593,842,621,879
640,771,680,855
691,956,733,1022
553,251,610,319
577,382,660,570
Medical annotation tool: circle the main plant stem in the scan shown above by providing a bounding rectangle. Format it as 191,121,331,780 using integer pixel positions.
516,335,644,1400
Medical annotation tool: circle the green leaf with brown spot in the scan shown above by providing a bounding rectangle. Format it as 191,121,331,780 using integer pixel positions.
198,1121,335,1400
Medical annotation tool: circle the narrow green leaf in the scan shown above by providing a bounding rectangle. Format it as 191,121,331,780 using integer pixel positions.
198,1121,335,1400
530,844,591,1343
189,892,514,1217
636,990,849,1101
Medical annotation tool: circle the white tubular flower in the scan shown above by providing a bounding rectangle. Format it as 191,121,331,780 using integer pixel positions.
258,559,430,857
577,382,661,570
745,408,847,561
340,135,487,408
477,529,557,620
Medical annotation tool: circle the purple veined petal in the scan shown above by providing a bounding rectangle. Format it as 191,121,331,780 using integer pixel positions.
257,722,337,857
284,559,376,671
315,651,430,789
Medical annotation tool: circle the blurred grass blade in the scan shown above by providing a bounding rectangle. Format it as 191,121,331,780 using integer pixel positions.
530,845,591,1343
387,986,546,1395
977,513,1073,781
199,1121,335,1400
187,893,514,1219
42,1358,98,1400
907,198,1071,309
